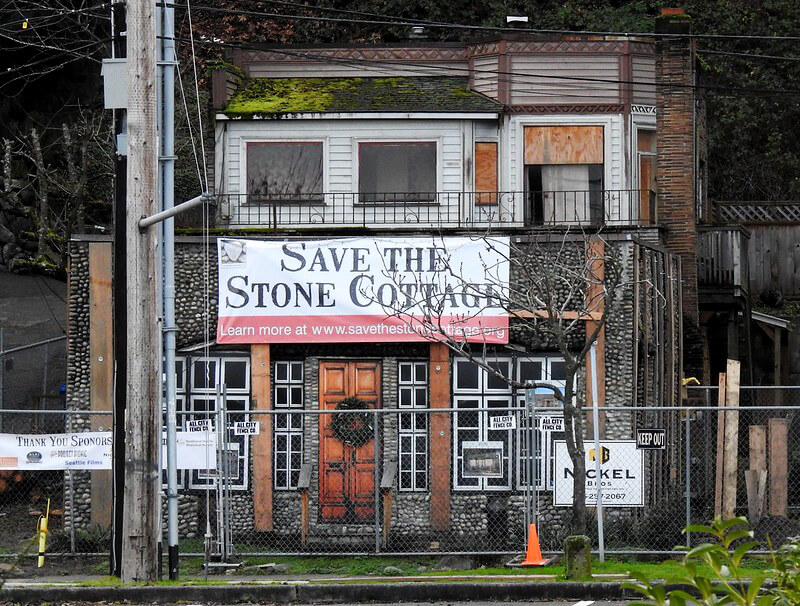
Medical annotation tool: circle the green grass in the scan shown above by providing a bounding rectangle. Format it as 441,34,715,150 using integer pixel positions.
162,555,771,581
66,555,772,587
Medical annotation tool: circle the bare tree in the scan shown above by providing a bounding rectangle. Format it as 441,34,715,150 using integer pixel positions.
368,229,625,535
2,105,112,270
0,1,108,97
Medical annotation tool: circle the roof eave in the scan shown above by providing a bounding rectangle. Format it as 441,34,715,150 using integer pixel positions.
216,111,502,121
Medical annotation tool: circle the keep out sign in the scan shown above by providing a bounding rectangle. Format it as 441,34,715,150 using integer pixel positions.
552,440,644,507
217,237,510,344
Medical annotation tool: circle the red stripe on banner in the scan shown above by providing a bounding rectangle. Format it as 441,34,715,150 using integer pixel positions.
217,315,509,344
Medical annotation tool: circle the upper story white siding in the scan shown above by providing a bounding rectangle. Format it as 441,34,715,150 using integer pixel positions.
217,118,483,196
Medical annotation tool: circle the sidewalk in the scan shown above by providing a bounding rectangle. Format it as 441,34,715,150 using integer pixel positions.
0,572,638,603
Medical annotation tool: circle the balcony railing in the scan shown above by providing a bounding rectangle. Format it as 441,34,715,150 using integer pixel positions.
215,190,656,229
697,226,750,291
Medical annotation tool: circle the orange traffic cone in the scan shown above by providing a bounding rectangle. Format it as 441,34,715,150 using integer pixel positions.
520,523,550,567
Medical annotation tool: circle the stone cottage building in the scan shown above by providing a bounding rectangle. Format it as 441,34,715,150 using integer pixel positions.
66,11,714,553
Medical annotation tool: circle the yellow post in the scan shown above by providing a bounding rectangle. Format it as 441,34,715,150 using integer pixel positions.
37,498,50,568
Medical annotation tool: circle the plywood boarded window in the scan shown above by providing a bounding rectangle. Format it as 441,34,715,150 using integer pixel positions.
524,126,603,165
474,142,498,205
637,129,656,223
523,126,604,225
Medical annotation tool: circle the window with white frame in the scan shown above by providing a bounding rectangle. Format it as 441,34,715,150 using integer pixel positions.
398,361,428,491
273,361,304,490
516,356,568,491
452,358,513,491
451,355,569,492
358,142,436,202
172,353,251,491
246,142,323,201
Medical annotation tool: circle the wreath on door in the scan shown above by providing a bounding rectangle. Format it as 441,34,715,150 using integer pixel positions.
331,396,374,448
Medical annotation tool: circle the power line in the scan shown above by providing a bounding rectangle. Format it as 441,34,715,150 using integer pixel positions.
264,46,800,97
0,39,108,76
698,48,800,63
174,0,800,42
175,36,800,100
219,0,453,28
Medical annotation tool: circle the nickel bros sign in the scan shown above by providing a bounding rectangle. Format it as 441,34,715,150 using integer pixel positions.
217,237,510,344
553,440,644,507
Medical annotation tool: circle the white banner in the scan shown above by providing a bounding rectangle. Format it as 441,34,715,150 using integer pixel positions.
553,440,644,507
0,432,112,470
161,432,217,470
217,237,509,344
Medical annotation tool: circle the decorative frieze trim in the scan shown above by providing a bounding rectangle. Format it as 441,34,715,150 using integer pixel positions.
508,104,625,114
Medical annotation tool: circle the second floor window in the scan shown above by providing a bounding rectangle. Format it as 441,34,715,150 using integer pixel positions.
359,142,436,202
523,126,604,225
246,141,323,201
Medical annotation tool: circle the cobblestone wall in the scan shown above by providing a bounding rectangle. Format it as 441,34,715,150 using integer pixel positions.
65,235,682,549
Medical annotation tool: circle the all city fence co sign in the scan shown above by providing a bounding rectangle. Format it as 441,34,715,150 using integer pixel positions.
217,237,510,344
553,440,644,507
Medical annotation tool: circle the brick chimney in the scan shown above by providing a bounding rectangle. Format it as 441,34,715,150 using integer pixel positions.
655,8,703,376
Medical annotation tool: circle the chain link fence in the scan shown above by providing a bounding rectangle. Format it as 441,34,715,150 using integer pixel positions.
0,410,112,558
161,389,800,558
2,388,800,561
0,335,67,433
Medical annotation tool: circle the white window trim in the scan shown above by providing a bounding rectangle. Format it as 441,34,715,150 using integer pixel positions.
239,137,329,197
509,115,617,196
352,138,442,197
221,357,251,394
451,355,572,492
453,357,514,394
397,361,428,492
174,353,251,492
188,356,221,394
273,360,304,491
452,393,514,491
515,355,570,492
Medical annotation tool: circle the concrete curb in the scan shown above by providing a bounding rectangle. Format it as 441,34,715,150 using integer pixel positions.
0,581,637,603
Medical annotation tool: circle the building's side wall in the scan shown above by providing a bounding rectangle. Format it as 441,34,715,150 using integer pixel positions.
64,242,92,531
508,54,621,104
471,55,499,99
631,55,657,106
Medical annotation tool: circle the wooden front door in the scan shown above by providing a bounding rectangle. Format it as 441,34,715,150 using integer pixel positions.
319,361,380,522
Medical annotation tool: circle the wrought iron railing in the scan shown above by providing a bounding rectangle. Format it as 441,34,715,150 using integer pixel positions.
215,190,656,229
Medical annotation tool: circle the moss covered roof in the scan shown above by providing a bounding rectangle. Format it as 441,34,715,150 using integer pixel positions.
223,76,503,116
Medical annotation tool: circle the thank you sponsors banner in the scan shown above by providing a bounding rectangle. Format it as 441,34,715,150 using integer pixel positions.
0,432,112,470
217,237,510,344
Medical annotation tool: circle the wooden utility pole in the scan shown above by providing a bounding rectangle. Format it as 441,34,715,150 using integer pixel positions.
721,360,740,519
122,0,160,582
